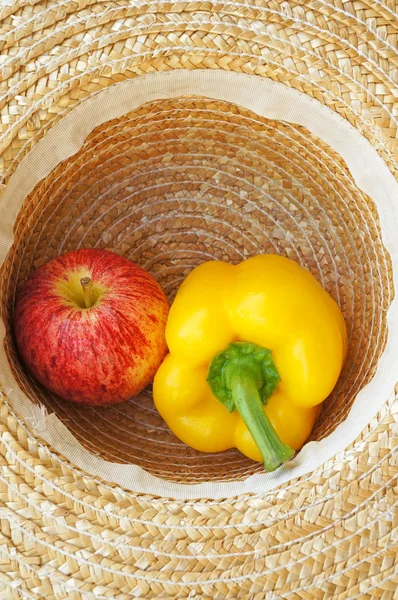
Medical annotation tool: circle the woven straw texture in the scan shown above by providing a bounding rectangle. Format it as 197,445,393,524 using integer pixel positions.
0,1,397,598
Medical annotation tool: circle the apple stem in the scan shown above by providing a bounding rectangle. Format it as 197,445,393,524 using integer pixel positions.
80,277,93,309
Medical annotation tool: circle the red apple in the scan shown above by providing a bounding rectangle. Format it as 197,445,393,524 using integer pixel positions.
14,249,169,406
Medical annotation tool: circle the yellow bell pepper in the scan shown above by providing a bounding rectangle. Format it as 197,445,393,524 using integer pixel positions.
153,255,347,471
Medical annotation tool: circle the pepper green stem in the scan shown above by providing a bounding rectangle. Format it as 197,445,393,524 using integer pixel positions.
230,371,294,471
207,341,294,472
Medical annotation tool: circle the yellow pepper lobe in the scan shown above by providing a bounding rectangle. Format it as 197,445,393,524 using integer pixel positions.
175,398,238,453
154,255,347,467
153,354,209,414
165,261,235,366
153,355,237,452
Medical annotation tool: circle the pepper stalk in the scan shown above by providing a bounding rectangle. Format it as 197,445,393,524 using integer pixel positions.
207,341,294,471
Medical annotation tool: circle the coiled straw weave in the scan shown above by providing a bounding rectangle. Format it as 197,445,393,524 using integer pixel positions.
0,1,397,598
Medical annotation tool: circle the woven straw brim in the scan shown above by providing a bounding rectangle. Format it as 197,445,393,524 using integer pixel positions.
0,1,397,598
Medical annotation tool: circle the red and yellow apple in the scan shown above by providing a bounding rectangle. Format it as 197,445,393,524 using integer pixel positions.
14,248,169,405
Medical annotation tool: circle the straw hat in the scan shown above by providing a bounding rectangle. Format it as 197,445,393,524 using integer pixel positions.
0,1,397,597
